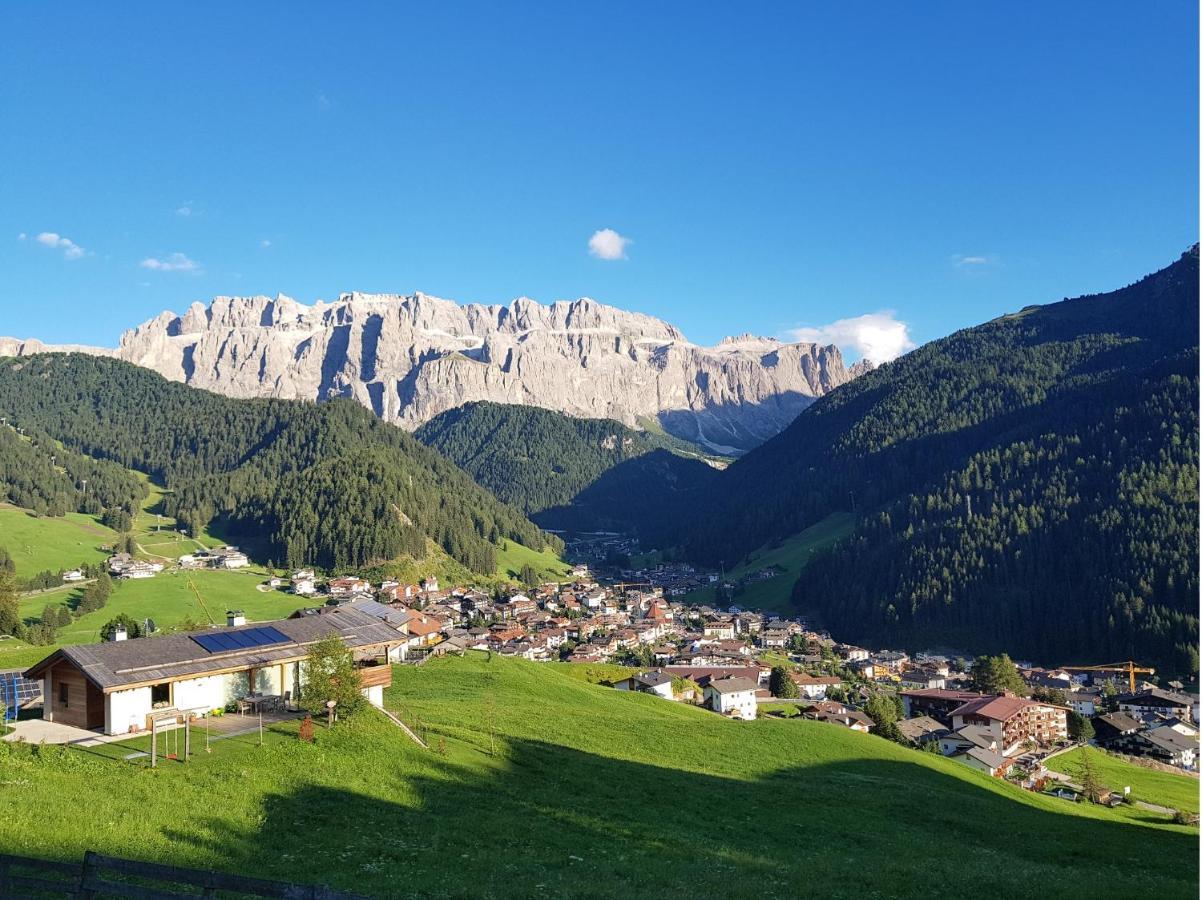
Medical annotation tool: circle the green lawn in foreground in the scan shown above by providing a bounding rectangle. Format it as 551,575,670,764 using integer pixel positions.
0,504,117,576
683,511,855,614
1047,746,1200,815
0,653,1197,898
0,654,1195,898
494,538,571,582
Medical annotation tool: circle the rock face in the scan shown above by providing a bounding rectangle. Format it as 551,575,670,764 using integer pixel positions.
2,292,860,453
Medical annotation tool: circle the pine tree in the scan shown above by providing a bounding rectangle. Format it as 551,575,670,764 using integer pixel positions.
769,666,799,699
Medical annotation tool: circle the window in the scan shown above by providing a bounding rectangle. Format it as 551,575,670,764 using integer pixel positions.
151,683,170,705
59,683,69,708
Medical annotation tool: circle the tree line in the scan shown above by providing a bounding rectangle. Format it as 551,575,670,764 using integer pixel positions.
678,248,1200,674
0,355,560,574
415,400,717,526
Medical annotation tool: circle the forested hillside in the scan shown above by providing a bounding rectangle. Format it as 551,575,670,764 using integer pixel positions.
416,401,720,531
0,356,558,572
0,424,145,517
683,248,1200,674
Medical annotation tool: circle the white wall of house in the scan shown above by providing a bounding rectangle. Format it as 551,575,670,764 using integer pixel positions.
106,686,152,735
173,674,230,714
252,667,282,696
362,684,384,708
283,661,301,703
647,681,675,700
707,688,757,720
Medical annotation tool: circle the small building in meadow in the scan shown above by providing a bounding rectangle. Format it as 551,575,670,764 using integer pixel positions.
614,670,675,700
24,606,405,736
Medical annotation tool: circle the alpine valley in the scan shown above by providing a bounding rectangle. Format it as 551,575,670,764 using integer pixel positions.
0,250,1197,676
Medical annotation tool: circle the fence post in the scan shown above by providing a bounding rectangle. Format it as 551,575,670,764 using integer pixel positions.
79,850,100,898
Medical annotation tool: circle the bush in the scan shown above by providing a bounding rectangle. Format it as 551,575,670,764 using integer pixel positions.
299,636,364,720
769,666,799,699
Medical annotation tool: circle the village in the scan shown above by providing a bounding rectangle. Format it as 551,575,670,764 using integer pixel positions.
15,546,1194,805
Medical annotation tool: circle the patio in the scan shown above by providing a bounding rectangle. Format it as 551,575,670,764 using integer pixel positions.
3,706,305,747
194,706,305,738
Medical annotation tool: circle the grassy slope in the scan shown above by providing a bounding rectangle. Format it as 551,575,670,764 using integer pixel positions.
494,539,571,582
0,655,1195,899
682,511,855,614
2,472,567,671
0,504,117,576
4,571,314,672
129,474,226,555
20,569,312,640
2,480,309,671
1047,747,1199,814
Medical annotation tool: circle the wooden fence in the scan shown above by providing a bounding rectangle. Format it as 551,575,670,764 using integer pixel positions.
0,850,368,899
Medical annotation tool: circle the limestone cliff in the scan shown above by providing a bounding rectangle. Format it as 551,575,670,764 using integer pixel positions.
2,292,859,453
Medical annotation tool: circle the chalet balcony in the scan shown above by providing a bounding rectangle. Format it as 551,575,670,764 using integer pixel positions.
356,663,392,690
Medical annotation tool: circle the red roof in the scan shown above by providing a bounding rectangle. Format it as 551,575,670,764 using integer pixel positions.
951,695,1066,721
406,617,444,637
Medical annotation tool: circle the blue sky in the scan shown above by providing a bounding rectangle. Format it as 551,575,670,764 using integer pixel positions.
1,3,1196,361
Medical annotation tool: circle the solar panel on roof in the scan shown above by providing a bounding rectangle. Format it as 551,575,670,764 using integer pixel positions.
252,626,289,645
192,632,231,653
191,625,291,654
224,630,258,649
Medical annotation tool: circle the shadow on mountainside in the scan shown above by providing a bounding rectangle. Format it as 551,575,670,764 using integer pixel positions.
656,390,817,454
534,449,718,539
155,734,1198,900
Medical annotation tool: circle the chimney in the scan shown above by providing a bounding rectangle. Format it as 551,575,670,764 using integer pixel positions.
112,623,127,641
227,610,246,627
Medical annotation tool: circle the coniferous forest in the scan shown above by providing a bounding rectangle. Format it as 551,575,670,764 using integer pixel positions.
0,356,558,572
415,401,720,530
0,249,1196,672
674,247,1199,673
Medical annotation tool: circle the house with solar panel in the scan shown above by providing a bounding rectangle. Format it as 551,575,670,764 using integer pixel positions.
22,603,409,736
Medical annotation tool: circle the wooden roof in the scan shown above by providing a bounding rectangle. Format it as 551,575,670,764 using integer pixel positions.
25,606,405,693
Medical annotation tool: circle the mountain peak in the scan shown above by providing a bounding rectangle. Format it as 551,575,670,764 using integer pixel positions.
0,288,862,453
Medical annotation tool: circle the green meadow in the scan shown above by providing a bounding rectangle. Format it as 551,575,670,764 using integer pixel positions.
494,538,571,582
6,570,312,672
1046,746,1199,815
0,504,117,576
1,655,1194,899
682,511,855,614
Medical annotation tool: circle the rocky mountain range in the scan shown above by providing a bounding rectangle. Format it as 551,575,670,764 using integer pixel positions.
0,292,868,453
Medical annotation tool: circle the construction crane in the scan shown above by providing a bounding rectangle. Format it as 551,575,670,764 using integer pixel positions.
1065,661,1155,693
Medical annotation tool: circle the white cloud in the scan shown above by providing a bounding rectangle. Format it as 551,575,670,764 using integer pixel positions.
176,205,192,217
787,311,916,365
34,231,86,259
953,254,998,267
140,252,201,272
588,228,631,261
17,232,26,241
260,239,272,248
